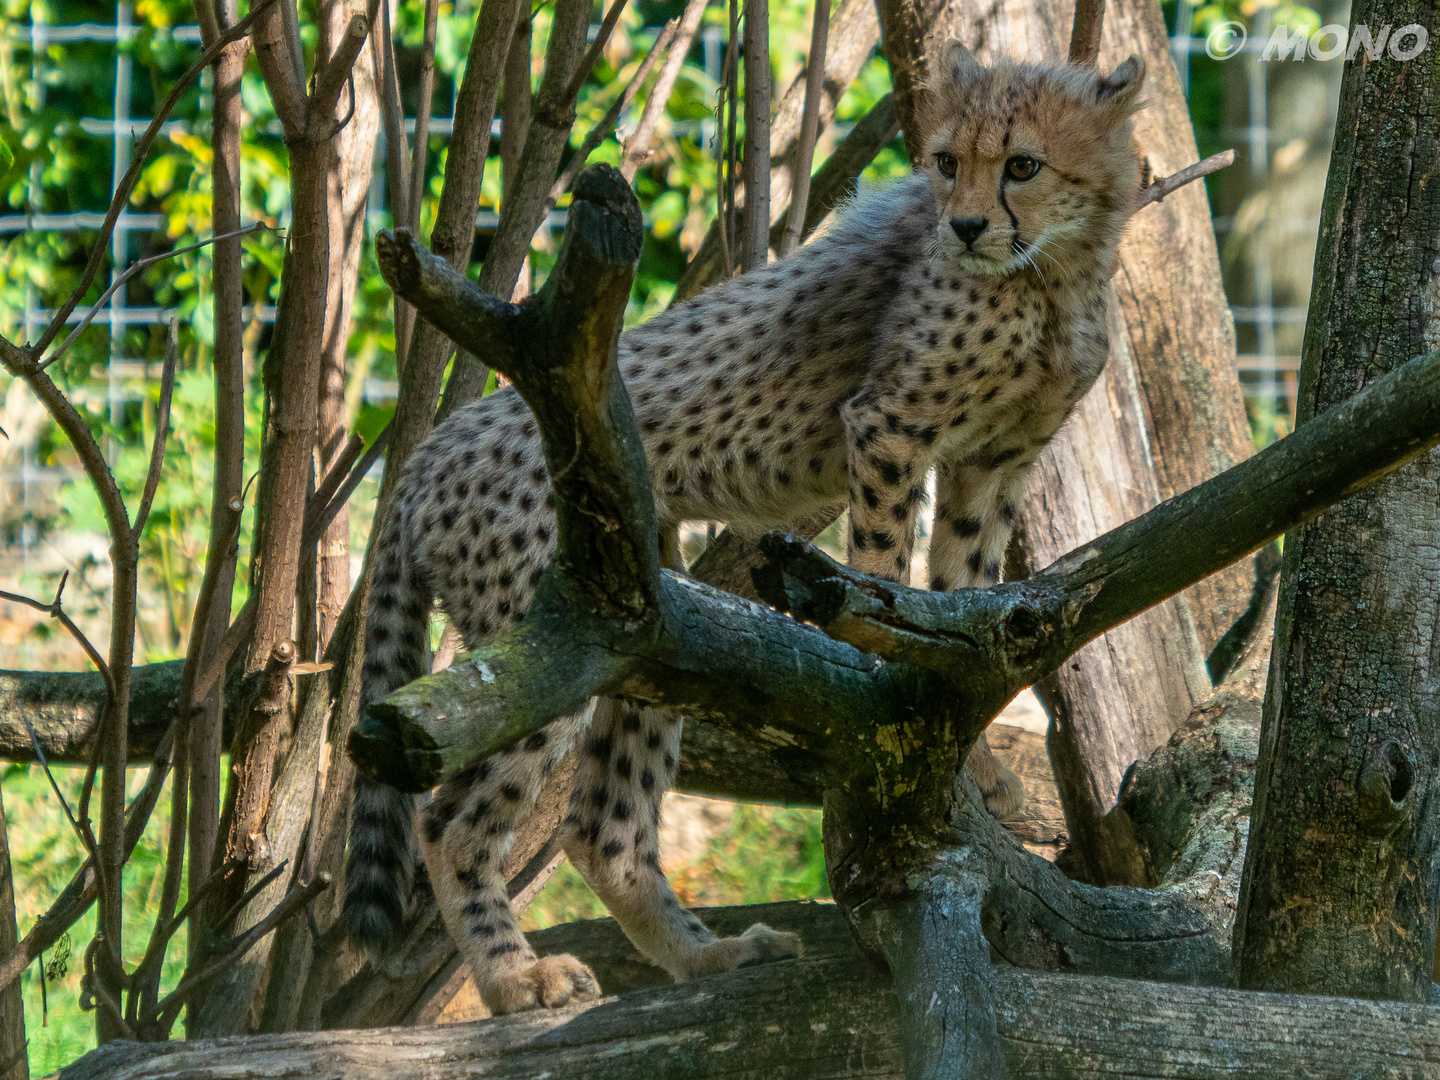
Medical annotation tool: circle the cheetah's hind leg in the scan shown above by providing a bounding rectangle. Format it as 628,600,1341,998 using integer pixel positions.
419,704,604,1016
562,700,801,984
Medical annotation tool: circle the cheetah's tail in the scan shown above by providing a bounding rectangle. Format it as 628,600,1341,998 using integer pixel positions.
341,510,428,956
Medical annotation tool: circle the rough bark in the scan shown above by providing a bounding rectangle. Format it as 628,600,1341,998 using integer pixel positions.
0,661,188,763
58,900,1440,1080
1233,0,1440,1003
1007,298,1210,888
1097,0,1255,657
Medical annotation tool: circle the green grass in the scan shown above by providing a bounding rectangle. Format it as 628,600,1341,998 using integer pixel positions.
522,801,828,931
5,762,187,1076
7,761,825,1074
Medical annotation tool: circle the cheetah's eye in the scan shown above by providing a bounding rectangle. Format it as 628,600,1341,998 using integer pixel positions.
935,152,958,179
1005,155,1041,181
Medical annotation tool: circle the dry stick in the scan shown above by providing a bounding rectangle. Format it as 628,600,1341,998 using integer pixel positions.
406,0,441,234
562,0,630,108
739,0,770,271
147,874,331,1034
131,319,179,540
30,0,274,357
1069,0,1106,66
40,224,266,372
618,0,707,181
778,0,829,257
551,18,678,200
1135,150,1234,210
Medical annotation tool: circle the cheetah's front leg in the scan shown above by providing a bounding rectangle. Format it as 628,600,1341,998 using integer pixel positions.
840,394,932,582
928,455,1049,819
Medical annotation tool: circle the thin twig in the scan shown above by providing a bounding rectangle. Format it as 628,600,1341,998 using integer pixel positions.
377,0,411,231
1135,150,1235,211
40,224,267,372
18,710,88,854
780,0,830,257
740,0,771,271
0,572,113,703
132,318,180,539
31,1,276,357
551,18,678,200
310,432,365,518
304,422,393,550
561,0,630,108
214,859,291,934
0,725,176,996
406,0,441,235
618,0,706,181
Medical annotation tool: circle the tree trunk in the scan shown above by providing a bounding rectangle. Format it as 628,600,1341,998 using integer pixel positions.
1233,0,1440,1002
1096,0,1256,659
1008,297,1211,888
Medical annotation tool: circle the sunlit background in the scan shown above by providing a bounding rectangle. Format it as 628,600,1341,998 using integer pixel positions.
0,0,1341,1069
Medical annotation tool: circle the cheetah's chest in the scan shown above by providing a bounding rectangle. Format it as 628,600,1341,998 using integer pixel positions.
884,268,1069,451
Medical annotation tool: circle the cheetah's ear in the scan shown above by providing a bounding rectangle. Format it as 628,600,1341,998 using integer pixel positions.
1095,53,1145,113
939,40,983,86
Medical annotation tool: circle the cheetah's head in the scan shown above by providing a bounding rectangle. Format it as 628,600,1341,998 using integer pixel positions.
921,42,1145,279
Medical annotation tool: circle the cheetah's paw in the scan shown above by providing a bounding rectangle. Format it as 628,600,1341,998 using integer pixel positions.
682,923,802,979
485,954,602,1015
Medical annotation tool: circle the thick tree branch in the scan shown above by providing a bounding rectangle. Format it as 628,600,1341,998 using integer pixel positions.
758,347,1440,700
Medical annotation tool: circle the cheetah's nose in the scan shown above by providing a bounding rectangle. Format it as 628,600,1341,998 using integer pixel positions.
950,217,989,247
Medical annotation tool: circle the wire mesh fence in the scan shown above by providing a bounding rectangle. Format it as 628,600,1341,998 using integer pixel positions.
1,0,1344,560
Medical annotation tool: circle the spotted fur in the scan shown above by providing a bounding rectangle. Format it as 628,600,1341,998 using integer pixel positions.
343,43,1145,1016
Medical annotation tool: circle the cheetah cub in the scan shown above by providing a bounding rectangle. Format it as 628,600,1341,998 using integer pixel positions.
344,42,1146,1016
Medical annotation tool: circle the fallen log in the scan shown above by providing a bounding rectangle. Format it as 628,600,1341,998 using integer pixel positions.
60,901,1440,1080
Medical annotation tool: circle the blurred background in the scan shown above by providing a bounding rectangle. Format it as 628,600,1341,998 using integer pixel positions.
0,0,1340,1069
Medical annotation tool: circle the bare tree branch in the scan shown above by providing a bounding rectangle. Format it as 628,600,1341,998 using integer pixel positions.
1135,149,1235,210
618,0,707,181
779,0,830,257
1068,0,1105,64
740,0,771,271
131,320,179,540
